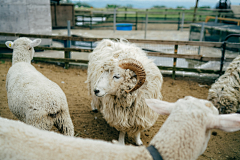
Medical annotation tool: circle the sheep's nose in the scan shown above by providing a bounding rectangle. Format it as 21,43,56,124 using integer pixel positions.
94,89,100,94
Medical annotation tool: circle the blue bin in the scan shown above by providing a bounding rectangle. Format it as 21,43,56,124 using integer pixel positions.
116,23,133,31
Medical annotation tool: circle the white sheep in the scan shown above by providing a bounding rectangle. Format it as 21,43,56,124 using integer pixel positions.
86,39,163,145
208,55,240,114
1,96,240,160
5,37,74,136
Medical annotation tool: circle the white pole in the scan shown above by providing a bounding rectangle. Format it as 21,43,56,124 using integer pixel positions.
144,10,148,39
215,16,218,23
181,12,185,31
198,22,205,55
67,20,71,58
113,8,116,33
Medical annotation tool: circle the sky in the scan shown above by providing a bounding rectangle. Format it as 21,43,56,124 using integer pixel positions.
72,0,240,9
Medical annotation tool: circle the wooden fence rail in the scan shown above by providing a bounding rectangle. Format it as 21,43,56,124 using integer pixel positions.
1,32,239,78
0,32,223,47
0,44,235,62
0,53,221,75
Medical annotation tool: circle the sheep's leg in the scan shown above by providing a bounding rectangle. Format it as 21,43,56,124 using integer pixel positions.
54,110,74,136
91,101,98,113
135,132,143,146
118,131,125,145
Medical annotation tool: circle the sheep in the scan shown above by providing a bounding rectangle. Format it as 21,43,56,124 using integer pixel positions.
1,96,240,160
208,55,240,114
86,39,163,145
5,37,74,136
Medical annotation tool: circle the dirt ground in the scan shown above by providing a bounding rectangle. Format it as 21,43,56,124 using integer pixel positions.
0,61,239,160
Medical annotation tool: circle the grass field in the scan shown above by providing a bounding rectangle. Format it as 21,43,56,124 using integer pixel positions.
75,7,227,22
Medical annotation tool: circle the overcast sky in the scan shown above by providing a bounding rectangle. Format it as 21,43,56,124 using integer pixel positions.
73,0,240,8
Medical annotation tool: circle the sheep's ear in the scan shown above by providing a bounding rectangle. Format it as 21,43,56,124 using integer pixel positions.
207,114,240,132
5,41,14,49
145,99,174,115
30,39,41,48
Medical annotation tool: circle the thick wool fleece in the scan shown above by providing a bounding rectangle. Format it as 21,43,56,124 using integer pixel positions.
6,62,74,136
6,37,74,136
208,55,240,113
149,96,219,160
86,39,163,135
0,117,153,160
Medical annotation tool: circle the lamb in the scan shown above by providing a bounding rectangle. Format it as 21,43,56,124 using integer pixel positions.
1,96,240,160
86,39,163,145
208,55,240,114
5,37,74,136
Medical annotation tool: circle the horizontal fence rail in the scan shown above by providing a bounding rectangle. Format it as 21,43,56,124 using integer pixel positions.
1,32,240,78
0,32,224,47
0,44,236,62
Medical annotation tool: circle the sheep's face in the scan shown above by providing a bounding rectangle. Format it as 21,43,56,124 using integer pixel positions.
146,96,219,157
94,67,125,97
181,96,219,156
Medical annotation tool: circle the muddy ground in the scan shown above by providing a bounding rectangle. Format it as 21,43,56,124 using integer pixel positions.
0,61,239,160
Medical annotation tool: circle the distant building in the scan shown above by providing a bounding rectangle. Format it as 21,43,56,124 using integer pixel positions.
0,0,52,46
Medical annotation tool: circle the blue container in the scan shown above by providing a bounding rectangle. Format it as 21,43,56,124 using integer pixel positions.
116,23,133,31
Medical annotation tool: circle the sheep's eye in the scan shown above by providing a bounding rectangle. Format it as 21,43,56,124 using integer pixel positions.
113,75,120,79
29,47,32,50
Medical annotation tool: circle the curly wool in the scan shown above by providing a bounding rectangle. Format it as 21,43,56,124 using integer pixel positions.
0,117,152,160
6,37,74,136
86,39,163,135
2,96,238,160
208,55,240,114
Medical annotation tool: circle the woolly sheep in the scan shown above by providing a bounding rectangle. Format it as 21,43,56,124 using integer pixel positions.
208,55,240,114
86,39,163,145
1,96,240,160
5,37,74,136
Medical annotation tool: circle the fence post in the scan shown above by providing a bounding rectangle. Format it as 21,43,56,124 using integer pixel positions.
135,11,138,30
215,16,218,23
113,8,116,32
181,11,185,31
177,12,180,30
125,8,127,20
199,15,202,21
64,20,71,69
164,9,167,20
82,14,85,26
67,20,71,51
172,44,178,79
220,42,226,75
90,13,92,30
198,22,205,55
144,9,148,39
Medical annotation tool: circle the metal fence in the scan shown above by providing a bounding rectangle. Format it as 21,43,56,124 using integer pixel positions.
74,9,240,31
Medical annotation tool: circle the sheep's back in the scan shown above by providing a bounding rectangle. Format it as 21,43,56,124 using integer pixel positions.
6,62,67,121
